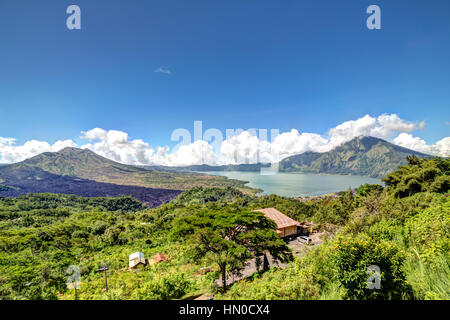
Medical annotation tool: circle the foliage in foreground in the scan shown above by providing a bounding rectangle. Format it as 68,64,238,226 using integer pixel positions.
219,157,449,300
170,207,292,291
0,157,448,300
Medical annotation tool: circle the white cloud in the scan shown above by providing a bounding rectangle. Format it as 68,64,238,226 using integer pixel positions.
81,128,107,141
393,133,450,157
166,140,219,166
80,128,218,166
218,129,330,164
81,128,156,165
0,138,76,163
220,131,266,164
154,67,172,75
0,114,448,165
327,114,422,148
271,130,330,158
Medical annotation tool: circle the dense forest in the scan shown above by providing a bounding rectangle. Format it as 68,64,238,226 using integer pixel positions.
0,156,448,300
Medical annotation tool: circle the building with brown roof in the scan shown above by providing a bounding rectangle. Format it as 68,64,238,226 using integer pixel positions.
254,208,300,238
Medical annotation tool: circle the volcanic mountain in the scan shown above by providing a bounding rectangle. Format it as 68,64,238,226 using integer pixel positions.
278,136,431,178
0,147,247,190
0,148,251,206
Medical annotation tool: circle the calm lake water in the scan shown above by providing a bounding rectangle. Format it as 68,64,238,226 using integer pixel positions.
199,171,381,197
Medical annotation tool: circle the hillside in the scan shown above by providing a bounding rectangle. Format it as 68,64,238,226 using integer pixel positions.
0,157,448,300
0,148,252,191
280,136,431,178
0,166,181,207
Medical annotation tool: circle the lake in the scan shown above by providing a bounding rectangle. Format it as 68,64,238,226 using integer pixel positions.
199,171,381,197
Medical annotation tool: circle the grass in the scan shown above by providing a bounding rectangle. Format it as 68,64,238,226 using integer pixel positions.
405,249,450,300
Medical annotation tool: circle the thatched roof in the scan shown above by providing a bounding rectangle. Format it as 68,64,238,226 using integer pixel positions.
254,208,300,229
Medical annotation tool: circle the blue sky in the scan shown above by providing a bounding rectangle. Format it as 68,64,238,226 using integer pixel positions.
0,0,449,164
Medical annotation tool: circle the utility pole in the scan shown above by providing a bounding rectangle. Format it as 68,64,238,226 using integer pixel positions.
96,263,109,292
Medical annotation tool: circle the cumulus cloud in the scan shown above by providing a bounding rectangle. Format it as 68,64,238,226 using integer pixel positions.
81,128,157,165
327,114,423,147
165,140,219,166
0,138,76,163
393,133,450,157
80,128,218,166
0,114,448,165
220,131,268,164
271,130,330,158
219,130,330,164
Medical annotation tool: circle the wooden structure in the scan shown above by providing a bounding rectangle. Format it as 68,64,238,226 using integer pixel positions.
96,263,109,292
254,208,300,238
298,222,313,235
129,252,146,269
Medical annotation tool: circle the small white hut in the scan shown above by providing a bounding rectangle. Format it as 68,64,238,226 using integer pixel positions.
129,252,146,269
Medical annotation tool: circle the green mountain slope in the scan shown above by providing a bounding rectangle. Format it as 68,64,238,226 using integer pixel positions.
0,148,251,191
279,136,431,178
20,147,148,177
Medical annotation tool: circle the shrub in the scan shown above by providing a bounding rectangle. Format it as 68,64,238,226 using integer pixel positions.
138,273,192,300
332,235,411,299
405,200,450,265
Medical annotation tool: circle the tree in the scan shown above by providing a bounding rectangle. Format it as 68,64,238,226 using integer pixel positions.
340,187,355,218
355,184,384,216
356,184,384,198
170,207,292,292
383,157,450,198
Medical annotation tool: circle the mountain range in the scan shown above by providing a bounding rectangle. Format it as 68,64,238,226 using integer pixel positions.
0,136,434,204
144,136,431,178
0,148,251,206
0,147,248,190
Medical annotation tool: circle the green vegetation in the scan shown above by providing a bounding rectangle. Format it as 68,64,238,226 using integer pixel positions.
170,207,291,291
279,136,430,178
219,157,449,300
382,155,450,197
332,234,411,299
0,157,448,300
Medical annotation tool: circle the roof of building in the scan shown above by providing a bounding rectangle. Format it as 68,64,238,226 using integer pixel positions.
254,208,300,229
129,252,144,261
